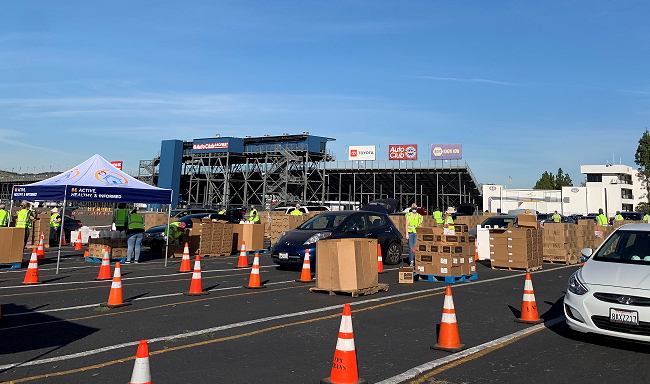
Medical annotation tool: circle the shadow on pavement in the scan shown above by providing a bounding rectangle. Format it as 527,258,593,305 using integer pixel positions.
0,304,99,358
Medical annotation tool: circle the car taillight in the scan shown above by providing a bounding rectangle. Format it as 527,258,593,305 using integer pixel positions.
77,222,82,227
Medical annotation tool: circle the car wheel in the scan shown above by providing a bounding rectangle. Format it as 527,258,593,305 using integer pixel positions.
385,242,402,265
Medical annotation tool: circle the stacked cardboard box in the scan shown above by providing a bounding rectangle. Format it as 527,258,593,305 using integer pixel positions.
144,213,174,230
414,226,476,276
490,227,542,270
0,227,26,264
268,214,309,244
29,212,51,247
88,238,128,259
199,220,234,255
613,220,645,228
315,238,378,291
542,223,580,264
594,225,615,248
577,220,596,252
455,215,485,232
233,223,265,252
388,215,408,245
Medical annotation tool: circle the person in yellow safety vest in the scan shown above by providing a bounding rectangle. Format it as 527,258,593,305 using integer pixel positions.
126,209,146,263
433,208,443,224
249,205,260,223
290,204,303,215
16,202,36,248
113,203,129,232
444,207,456,232
644,212,650,222
596,208,608,226
218,208,226,215
614,211,623,221
164,221,186,244
552,211,562,223
406,203,423,267
0,204,8,227
49,207,62,246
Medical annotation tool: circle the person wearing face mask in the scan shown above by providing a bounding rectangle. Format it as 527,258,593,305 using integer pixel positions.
405,203,423,266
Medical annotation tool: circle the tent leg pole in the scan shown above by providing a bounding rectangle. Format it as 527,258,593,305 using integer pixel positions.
8,200,13,227
165,204,171,267
56,195,67,275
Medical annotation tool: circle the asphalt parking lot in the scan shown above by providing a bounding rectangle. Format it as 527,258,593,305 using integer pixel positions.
1,247,649,384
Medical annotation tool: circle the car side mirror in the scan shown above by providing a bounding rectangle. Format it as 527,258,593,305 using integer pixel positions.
347,226,358,233
580,248,593,262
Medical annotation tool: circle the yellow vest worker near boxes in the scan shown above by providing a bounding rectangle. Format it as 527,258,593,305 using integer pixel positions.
113,203,129,232
218,208,226,215
596,208,608,226
49,208,62,246
433,208,443,224
164,221,186,244
552,211,562,223
249,205,260,223
0,204,8,227
444,207,455,232
614,211,623,221
126,209,145,263
290,204,303,215
406,203,423,267
16,202,36,248
644,212,650,222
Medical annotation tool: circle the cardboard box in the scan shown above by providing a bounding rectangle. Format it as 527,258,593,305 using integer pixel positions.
232,224,265,251
0,227,25,264
415,264,461,276
399,267,414,284
316,238,378,291
517,213,538,229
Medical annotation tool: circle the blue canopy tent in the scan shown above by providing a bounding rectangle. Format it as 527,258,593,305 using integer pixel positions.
10,154,173,273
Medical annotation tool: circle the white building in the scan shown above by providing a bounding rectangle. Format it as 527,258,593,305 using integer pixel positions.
482,164,647,217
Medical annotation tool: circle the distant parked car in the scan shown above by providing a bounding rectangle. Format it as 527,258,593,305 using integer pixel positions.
143,213,239,251
468,215,517,236
170,208,220,219
541,216,577,225
273,206,330,215
621,212,644,221
271,210,403,266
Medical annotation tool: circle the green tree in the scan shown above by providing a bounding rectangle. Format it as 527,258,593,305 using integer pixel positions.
533,168,573,189
634,129,650,203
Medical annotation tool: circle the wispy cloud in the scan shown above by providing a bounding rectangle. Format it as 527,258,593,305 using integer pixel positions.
409,75,519,86
618,89,650,95
0,129,68,155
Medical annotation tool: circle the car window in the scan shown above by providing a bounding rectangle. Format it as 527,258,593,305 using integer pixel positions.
299,213,348,230
594,230,650,263
344,213,368,231
481,217,515,228
367,214,385,229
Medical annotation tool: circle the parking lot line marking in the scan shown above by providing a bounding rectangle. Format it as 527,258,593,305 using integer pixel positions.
0,265,577,375
3,279,299,317
0,265,276,290
0,285,302,332
0,270,258,298
376,316,565,384
0,290,448,382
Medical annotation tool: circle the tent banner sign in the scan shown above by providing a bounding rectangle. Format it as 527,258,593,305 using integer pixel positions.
430,144,462,160
388,145,418,160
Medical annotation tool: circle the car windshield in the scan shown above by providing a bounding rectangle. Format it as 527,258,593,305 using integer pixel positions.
298,213,349,230
593,230,650,264
481,217,515,228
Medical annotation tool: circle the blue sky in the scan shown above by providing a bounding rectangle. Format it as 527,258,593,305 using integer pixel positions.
1,0,648,188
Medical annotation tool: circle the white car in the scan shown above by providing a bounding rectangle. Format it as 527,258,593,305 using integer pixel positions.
565,224,650,342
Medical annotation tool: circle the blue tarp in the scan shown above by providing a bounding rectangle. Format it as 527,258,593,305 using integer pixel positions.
11,154,172,204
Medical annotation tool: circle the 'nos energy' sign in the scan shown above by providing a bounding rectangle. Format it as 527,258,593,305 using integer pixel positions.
431,144,462,160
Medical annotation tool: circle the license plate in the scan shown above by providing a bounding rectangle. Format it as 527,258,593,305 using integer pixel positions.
279,252,289,260
610,308,639,326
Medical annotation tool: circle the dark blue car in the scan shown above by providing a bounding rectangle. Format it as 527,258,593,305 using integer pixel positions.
270,210,403,266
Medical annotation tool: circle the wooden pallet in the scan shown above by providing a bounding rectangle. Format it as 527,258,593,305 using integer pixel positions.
84,256,127,264
491,265,542,272
309,283,389,298
415,273,478,283
543,258,580,265
0,262,22,270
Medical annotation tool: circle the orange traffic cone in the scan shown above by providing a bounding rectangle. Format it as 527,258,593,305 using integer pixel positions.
296,249,313,283
178,242,192,273
36,232,45,260
377,243,385,274
74,231,82,251
321,303,367,384
516,273,543,324
22,248,41,285
101,262,131,308
237,240,248,268
129,340,151,384
431,286,465,352
184,255,209,296
474,239,479,261
61,234,66,246
83,249,89,258
97,246,112,280
245,253,265,289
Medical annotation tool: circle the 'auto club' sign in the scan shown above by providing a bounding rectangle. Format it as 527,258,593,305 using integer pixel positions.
192,142,229,151
389,145,418,160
